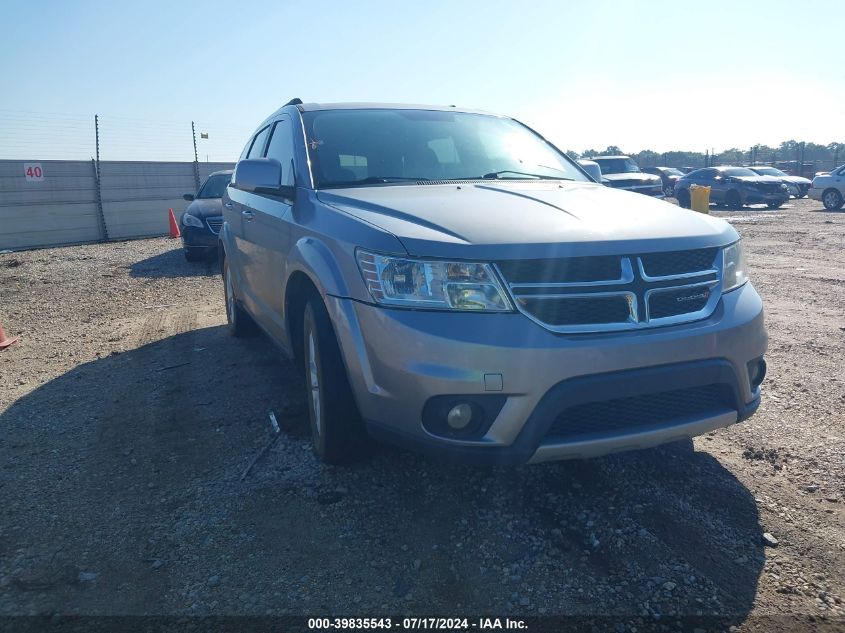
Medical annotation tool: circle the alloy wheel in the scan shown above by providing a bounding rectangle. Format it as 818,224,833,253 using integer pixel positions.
823,190,842,210
307,330,322,436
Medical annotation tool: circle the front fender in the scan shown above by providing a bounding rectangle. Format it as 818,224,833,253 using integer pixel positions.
218,222,241,282
285,236,351,300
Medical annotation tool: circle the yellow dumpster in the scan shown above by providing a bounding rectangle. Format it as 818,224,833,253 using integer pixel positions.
689,184,711,214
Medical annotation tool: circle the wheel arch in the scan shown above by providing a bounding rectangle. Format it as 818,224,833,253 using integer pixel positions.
283,236,352,370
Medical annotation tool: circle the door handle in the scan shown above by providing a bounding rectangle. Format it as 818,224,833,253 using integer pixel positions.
242,210,255,221
224,202,233,209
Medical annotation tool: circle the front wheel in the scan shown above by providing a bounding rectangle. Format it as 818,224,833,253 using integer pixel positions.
767,201,783,210
302,297,367,464
726,190,743,210
676,189,691,208
822,189,844,210
663,183,675,198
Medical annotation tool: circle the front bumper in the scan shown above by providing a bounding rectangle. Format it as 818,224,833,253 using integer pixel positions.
808,187,824,201
742,190,788,205
180,225,218,250
328,282,767,465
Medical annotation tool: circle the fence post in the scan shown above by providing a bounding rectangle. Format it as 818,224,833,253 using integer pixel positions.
191,121,200,192
799,142,805,177
93,115,108,242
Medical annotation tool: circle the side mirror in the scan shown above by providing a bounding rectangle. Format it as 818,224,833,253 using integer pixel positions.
232,158,295,200
183,193,195,201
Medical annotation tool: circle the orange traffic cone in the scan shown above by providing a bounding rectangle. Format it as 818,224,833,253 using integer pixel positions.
168,208,181,238
0,321,19,350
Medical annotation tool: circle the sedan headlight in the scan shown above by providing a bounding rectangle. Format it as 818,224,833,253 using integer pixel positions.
356,250,512,311
722,240,749,292
182,213,204,228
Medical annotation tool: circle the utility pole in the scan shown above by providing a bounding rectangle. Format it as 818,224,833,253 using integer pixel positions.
191,121,200,192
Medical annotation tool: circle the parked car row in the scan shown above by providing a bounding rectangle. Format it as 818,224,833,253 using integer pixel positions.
575,155,825,209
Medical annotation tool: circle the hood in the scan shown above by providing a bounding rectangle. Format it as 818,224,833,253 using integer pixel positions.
601,172,661,184
732,175,783,184
184,198,224,218
317,181,736,260
781,175,811,185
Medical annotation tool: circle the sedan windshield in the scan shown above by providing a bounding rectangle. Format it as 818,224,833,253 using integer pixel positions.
592,158,641,174
664,168,684,177
196,174,231,198
301,109,587,187
722,167,759,177
752,167,786,177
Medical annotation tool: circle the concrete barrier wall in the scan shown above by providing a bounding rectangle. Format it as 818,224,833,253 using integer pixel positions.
0,159,235,250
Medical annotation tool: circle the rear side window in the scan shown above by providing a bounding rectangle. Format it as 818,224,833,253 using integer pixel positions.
265,119,296,186
246,126,271,159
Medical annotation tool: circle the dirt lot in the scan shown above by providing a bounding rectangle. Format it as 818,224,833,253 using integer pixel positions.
1,198,843,631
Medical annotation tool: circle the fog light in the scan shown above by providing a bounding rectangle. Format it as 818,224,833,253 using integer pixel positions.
447,403,473,429
748,357,767,390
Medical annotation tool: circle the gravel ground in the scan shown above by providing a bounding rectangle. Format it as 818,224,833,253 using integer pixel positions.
1,198,843,631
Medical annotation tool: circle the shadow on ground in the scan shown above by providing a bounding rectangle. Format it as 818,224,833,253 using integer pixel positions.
1,326,764,627
129,248,218,279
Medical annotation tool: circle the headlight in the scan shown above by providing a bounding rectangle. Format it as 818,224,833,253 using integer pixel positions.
182,213,204,228
780,183,788,190
356,250,512,311
722,240,749,292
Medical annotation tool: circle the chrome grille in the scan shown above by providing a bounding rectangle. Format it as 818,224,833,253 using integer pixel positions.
205,216,223,234
497,249,722,333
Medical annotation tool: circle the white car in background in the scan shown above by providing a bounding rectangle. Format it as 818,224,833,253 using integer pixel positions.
809,164,845,209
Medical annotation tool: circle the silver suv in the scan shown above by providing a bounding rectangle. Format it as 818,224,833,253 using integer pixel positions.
220,100,767,465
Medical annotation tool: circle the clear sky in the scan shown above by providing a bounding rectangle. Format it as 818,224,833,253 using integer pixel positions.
2,0,843,161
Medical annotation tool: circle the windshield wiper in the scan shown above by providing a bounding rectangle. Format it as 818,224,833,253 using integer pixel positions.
481,170,572,181
329,176,432,186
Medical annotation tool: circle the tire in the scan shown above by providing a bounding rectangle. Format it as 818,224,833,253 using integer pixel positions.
662,183,674,198
676,189,691,208
302,297,367,464
766,201,783,210
726,190,743,210
222,259,257,337
822,188,844,210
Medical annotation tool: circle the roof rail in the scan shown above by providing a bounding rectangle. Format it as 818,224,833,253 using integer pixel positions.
285,98,303,106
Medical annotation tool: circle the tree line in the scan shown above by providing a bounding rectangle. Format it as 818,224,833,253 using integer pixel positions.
567,141,845,171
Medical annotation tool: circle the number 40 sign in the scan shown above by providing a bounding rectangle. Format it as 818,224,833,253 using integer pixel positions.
25,163,44,182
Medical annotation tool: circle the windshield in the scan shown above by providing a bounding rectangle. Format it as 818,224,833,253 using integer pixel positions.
196,174,231,198
664,168,684,176
722,167,759,177
301,109,587,187
752,167,786,177
592,157,641,174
